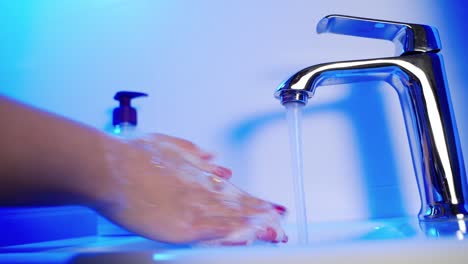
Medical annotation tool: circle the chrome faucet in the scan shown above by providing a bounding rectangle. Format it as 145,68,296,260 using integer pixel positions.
275,15,467,235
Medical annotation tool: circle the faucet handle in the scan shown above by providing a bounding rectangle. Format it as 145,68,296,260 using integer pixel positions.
316,14,441,55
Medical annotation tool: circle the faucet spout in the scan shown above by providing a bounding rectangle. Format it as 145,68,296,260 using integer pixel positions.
275,15,468,229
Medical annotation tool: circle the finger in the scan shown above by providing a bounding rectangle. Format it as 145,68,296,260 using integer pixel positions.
256,227,277,242
237,192,287,216
209,195,269,217
190,189,261,219
238,194,274,213
220,241,249,246
272,204,287,216
180,152,232,179
203,165,232,179
138,133,231,179
161,135,198,151
213,166,232,179
256,227,288,243
157,134,215,160
198,182,274,216
140,133,215,161
192,216,249,241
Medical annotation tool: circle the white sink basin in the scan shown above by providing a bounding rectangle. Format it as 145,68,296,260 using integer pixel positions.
2,217,468,264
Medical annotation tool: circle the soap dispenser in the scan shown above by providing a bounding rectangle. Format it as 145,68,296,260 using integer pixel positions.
112,91,148,139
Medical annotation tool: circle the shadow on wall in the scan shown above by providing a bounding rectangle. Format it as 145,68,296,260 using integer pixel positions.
226,82,411,220
441,0,468,164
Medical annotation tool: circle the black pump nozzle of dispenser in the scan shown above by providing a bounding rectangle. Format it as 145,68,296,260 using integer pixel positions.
113,91,148,126
112,91,148,137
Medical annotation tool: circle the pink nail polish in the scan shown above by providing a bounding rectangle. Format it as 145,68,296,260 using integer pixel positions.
215,166,232,178
272,204,287,215
200,152,214,160
257,227,277,241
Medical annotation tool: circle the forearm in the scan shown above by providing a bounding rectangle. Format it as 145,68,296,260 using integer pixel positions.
0,96,116,207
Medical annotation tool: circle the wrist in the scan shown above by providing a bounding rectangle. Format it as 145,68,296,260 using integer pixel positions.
68,131,125,211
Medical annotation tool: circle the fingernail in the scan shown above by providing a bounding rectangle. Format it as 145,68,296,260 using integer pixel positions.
200,152,214,160
282,235,288,243
214,166,232,178
256,227,277,241
272,204,287,216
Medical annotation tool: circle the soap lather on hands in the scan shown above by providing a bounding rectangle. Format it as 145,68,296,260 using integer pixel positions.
101,133,288,245
0,96,287,246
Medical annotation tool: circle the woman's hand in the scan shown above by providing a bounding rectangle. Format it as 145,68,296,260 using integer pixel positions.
95,134,287,245
0,96,287,245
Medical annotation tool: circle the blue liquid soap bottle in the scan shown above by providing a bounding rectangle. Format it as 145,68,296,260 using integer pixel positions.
112,91,148,139
99,91,148,236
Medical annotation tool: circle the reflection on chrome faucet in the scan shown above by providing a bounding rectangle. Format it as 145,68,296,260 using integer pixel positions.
275,14,467,238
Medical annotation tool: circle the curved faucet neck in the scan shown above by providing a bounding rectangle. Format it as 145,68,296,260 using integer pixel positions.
276,52,468,221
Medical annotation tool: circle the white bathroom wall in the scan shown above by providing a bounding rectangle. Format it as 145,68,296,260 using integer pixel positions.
1,0,466,224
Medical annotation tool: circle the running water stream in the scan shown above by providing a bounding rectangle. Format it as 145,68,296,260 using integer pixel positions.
285,102,309,244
